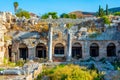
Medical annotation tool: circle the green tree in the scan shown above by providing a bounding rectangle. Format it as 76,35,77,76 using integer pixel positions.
106,4,109,15
15,8,30,19
60,13,69,18
41,13,49,19
98,5,101,16
13,2,19,13
114,12,120,16
97,5,105,17
69,14,76,19
41,12,58,19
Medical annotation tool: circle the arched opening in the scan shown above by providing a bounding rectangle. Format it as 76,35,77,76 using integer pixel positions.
36,43,46,58
19,43,28,60
90,43,99,57
72,43,82,59
107,43,116,57
8,45,12,61
54,43,64,55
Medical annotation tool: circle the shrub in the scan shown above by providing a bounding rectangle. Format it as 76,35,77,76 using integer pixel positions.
112,62,120,70
16,59,25,67
37,64,101,80
0,68,4,71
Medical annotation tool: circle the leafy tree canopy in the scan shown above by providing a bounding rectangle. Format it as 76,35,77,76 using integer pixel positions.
41,12,58,19
114,12,120,16
60,13,76,19
15,8,30,19
97,8,105,17
13,2,19,12
60,13,69,18
69,14,76,19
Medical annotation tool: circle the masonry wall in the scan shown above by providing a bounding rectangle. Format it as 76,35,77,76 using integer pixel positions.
10,38,120,62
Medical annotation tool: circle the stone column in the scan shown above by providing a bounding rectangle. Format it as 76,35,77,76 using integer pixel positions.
11,52,16,62
48,23,53,62
66,29,72,61
28,47,36,60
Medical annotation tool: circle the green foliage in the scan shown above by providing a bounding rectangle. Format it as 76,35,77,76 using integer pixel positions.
106,4,109,15
60,13,76,19
4,35,12,41
13,2,19,12
3,57,16,67
3,57,9,64
69,14,76,19
66,23,73,29
0,68,4,71
114,12,120,16
16,59,25,67
102,16,110,24
41,12,58,19
15,8,30,19
60,13,69,18
96,5,105,17
41,13,49,19
37,64,102,80
112,61,120,70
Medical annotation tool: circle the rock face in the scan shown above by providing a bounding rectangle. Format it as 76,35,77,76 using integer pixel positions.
0,23,7,64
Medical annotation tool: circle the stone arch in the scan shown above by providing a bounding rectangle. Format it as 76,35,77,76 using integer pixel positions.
36,43,47,58
54,43,65,55
19,43,28,60
107,43,116,57
90,43,99,57
72,42,82,59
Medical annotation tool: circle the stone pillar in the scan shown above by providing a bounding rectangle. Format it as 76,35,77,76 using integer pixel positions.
11,52,16,62
28,47,36,59
48,23,53,62
83,40,89,59
99,43,106,59
66,29,72,61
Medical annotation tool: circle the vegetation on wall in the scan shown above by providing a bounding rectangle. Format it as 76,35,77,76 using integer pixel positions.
15,8,30,19
32,22,49,32
102,16,110,25
66,23,73,29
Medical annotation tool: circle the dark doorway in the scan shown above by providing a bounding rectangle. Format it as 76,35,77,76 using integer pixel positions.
54,43,64,55
107,43,116,57
8,45,12,61
36,43,46,58
72,43,82,59
90,43,99,57
19,44,28,60
19,48,28,60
